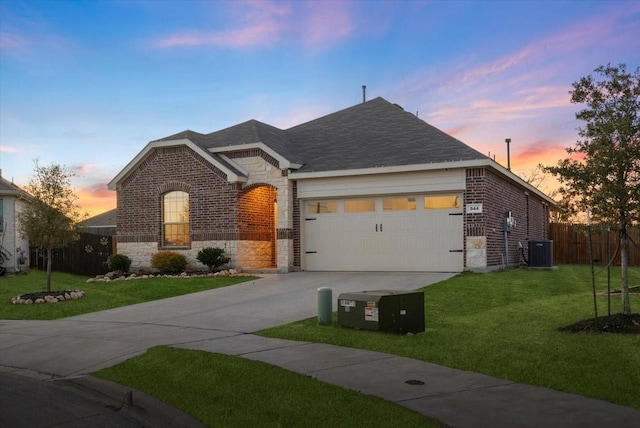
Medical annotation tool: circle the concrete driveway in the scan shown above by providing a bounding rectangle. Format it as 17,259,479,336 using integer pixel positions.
0,272,453,377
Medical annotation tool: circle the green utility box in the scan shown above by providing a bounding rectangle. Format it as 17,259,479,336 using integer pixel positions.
337,290,425,334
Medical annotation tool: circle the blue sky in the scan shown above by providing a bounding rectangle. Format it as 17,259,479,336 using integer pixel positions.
1,0,638,214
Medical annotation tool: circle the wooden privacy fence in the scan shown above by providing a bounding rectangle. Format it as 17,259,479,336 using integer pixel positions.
550,223,640,266
30,233,115,277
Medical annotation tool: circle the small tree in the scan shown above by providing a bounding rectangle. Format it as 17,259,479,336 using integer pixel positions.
16,161,87,291
196,247,230,272
544,63,640,315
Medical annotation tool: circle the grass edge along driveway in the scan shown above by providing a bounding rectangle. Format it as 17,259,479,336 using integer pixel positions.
258,265,640,409
0,270,255,320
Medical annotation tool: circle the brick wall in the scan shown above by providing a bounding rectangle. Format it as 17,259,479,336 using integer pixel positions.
292,181,301,269
117,145,240,246
464,167,550,270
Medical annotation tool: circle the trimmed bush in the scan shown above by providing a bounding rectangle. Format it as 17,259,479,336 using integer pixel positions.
107,254,132,273
196,247,230,272
151,251,187,274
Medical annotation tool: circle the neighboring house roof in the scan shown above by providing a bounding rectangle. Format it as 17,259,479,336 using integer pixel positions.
78,208,117,236
0,175,25,196
79,208,117,228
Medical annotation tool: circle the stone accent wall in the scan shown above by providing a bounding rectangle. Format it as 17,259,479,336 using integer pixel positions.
464,167,549,270
237,240,272,269
277,238,294,272
121,240,237,272
118,242,160,270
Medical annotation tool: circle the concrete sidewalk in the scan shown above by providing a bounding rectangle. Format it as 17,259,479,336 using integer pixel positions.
1,272,639,427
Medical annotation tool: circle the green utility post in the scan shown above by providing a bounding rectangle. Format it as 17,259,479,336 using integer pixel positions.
317,287,332,325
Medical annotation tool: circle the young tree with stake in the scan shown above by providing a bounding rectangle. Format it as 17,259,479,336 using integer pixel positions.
545,63,639,315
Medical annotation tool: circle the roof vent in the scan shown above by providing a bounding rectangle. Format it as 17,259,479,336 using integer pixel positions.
393,103,404,111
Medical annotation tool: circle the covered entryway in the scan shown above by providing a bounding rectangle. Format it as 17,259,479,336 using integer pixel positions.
303,194,463,272
237,184,277,268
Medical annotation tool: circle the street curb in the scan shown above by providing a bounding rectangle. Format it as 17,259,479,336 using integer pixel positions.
56,375,206,428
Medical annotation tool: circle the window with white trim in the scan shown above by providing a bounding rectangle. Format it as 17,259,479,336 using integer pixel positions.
162,191,190,246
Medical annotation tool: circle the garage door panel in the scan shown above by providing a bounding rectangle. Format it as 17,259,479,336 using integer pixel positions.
304,196,463,272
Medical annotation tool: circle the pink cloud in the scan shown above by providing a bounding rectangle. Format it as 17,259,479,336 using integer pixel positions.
71,163,99,175
0,145,21,153
301,2,353,46
154,24,281,48
150,0,353,49
516,139,565,161
445,125,471,137
454,48,534,89
82,182,113,198
0,31,31,52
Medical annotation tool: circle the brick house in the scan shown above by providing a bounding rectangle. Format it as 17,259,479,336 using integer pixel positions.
109,97,554,273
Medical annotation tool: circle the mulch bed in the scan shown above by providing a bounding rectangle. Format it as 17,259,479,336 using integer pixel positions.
559,313,640,334
561,285,640,333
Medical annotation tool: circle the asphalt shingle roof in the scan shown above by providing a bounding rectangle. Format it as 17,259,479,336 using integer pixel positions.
286,97,487,172
0,176,25,195
79,208,117,227
155,97,487,173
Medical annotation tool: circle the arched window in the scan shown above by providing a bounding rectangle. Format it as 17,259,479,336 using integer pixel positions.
163,191,190,247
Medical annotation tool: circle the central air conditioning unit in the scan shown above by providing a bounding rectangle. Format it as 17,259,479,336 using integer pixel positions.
529,240,553,267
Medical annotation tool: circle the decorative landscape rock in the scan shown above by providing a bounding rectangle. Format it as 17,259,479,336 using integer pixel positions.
87,269,248,283
12,290,85,305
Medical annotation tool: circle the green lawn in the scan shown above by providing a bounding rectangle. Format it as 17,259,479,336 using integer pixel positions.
259,266,640,408
95,346,443,428
5,265,639,420
0,270,253,320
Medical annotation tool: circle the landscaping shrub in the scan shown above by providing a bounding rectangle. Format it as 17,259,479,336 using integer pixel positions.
196,247,230,272
151,251,187,274
107,254,132,273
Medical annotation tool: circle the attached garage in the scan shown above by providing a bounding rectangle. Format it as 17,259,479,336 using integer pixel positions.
303,194,463,272
296,168,468,272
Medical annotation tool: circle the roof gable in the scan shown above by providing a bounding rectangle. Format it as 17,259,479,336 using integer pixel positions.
108,139,246,190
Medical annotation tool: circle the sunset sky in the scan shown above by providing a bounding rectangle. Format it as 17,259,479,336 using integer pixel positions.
1,0,638,216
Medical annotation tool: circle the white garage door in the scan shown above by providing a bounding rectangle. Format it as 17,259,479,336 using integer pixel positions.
303,194,463,272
